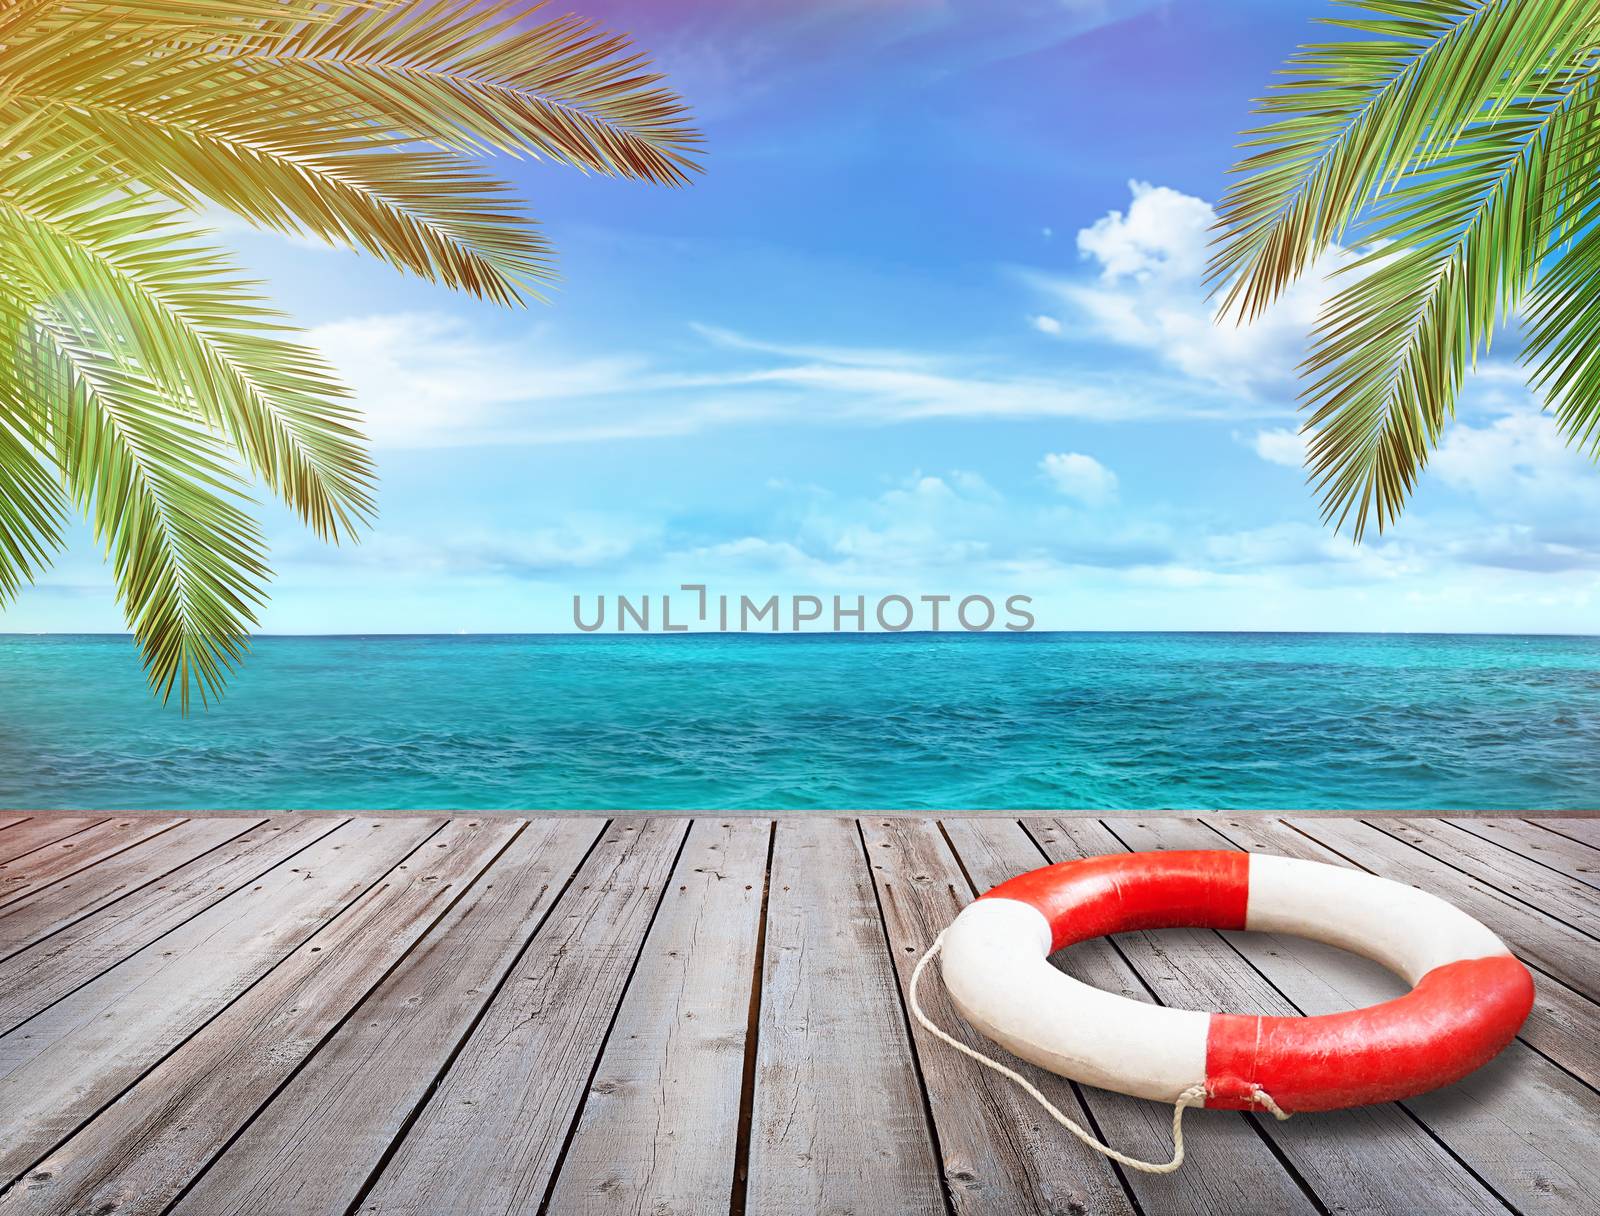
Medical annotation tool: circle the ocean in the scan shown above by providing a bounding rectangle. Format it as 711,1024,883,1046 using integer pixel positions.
2,632,1597,810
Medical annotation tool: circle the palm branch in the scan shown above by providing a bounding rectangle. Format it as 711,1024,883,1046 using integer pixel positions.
1210,0,1600,539
0,1,701,708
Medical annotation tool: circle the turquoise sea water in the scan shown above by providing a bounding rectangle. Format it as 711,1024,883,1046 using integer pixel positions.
2,632,1598,810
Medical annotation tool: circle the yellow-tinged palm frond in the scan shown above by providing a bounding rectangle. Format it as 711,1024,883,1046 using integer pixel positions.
225,1,704,183
1,274,272,712
0,0,701,707
0,411,69,603
1212,0,1600,540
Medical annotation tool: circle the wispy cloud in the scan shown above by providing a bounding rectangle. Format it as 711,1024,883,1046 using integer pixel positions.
315,311,1287,450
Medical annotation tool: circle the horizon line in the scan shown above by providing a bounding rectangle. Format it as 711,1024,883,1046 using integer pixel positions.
3,629,1599,640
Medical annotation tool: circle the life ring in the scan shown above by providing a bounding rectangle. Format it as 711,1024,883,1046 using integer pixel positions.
935,850,1534,1114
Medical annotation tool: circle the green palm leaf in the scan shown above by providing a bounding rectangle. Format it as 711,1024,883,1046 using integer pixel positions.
0,0,701,707
2,144,375,540
1213,0,1600,539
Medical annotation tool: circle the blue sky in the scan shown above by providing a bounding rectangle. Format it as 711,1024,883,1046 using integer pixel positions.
14,0,1600,634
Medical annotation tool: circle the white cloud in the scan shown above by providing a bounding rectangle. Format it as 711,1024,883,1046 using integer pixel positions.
309,313,698,448
822,473,1000,567
1433,407,1600,509
313,313,1276,450
1031,314,1063,335
1077,180,1213,283
1039,452,1118,506
1250,428,1307,469
1022,180,1348,399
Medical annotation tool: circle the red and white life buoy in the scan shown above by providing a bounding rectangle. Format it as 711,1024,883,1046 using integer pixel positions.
932,850,1533,1117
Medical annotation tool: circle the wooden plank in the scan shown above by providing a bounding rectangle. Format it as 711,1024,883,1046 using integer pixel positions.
170,818,603,1216
1104,816,1510,1215
0,817,106,866
0,817,185,911
1446,819,1600,891
546,819,771,1216
359,818,688,1216
0,818,343,1029
0,818,30,834
1536,817,1600,851
862,817,1135,1216
1209,816,1600,1214
744,818,946,1216
1287,817,1600,1004
1213,816,1600,1093
0,818,260,951
10,818,524,1216
0,817,439,1186
941,817,1318,1216
1373,818,1600,937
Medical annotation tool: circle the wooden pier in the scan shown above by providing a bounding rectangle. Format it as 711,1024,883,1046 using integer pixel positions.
0,811,1596,1214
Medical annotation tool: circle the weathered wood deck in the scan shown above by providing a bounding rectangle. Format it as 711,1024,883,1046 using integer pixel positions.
0,811,1596,1215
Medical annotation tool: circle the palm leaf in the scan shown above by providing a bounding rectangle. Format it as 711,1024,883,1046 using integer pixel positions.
1212,0,1600,541
1302,77,1600,536
0,373,69,604
1523,169,1600,456
1210,0,1599,320
1,285,270,712
1,139,375,541
0,0,702,707
224,1,703,182
37,102,558,304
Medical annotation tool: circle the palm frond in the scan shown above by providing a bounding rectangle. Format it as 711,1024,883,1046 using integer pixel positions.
33,100,557,304
224,1,704,183
1210,0,1600,541
0,366,69,603
1210,0,1598,321
1,141,375,541
1302,76,1600,536
1523,176,1600,456
0,0,701,707
2,289,270,712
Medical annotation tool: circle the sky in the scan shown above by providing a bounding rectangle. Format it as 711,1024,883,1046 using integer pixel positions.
12,0,1600,635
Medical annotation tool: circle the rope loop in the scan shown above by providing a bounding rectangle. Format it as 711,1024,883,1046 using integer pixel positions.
907,931,1290,1174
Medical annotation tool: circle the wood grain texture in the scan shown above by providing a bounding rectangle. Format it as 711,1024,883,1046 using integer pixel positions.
1535,817,1600,850
1207,816,1600,1214
0,818,184,910
0,818,257,945
4,819,522,1216
171,818,603,1216
1373,817,1600,936
745,817,947,1216
862,816,1136,1216
1446,819,1600,891
0,813,1592,1216
0,818,439,1186
360,818,688,1216
1103,815,1508,1216
0,817,344,1030
0,818,106,866
546,819,771,1216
